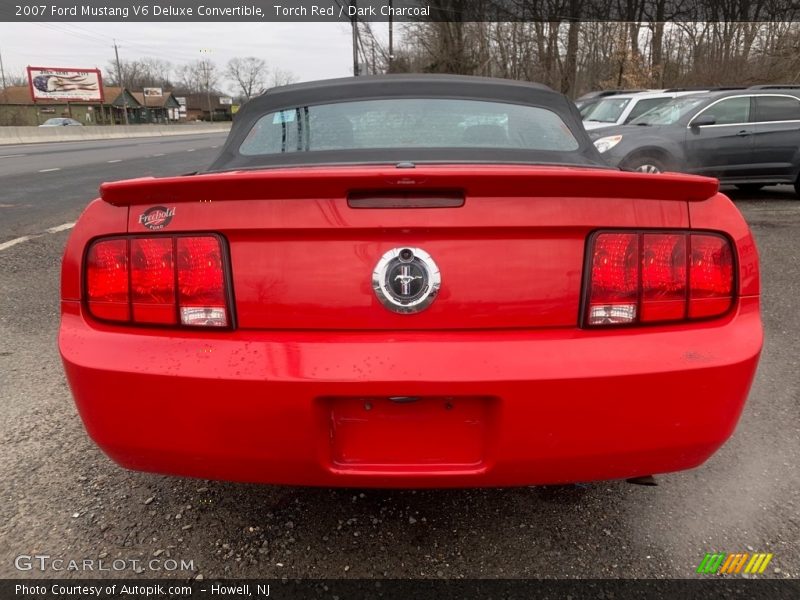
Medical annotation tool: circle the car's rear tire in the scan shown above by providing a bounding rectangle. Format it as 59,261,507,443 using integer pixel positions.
795,176,800,198
735,184,765,193
621,154,669,174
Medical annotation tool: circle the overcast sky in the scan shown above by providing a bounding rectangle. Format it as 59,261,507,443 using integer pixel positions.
0,23,364,91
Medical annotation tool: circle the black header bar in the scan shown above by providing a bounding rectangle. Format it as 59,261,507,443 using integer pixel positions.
3,0,800,22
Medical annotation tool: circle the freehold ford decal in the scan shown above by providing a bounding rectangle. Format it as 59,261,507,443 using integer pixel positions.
138,206,176,230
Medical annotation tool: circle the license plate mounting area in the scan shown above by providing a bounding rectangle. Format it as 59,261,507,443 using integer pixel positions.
321,396,495,472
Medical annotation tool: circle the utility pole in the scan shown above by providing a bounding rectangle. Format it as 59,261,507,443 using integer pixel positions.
351,0,359,76
200,49,214,122
0,48,7,90
113,40,129,124
206,66,214,122
388,0,393,72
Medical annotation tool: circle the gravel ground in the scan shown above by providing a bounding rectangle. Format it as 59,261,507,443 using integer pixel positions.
0,183,798,581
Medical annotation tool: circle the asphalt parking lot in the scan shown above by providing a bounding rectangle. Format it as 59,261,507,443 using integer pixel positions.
0,138,798,580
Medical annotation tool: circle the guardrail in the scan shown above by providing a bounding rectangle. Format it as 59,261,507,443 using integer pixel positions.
0,123,232,145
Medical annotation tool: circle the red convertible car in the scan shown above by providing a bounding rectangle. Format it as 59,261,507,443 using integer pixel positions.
59,75,762,487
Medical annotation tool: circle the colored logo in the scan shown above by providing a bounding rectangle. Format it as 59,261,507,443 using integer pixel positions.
138,206,176,230
696,552,774,575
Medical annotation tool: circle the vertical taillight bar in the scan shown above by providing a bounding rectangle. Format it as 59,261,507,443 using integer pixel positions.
689,235,734,319
86,238,130,322
586,233,639,325
177,236,228,327
130,238,176,324
641,233,687,323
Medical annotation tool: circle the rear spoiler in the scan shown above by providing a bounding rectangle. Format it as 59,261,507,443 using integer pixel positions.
100,165,719,206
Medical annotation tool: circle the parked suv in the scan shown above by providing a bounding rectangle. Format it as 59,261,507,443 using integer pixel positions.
590,88,800,195
581,90,703,131
575,89,645,115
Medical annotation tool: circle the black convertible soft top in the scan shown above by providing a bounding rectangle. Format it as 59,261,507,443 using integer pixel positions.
207,74,607,172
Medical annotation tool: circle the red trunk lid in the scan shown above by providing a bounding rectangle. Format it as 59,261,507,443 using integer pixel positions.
104,165,714,330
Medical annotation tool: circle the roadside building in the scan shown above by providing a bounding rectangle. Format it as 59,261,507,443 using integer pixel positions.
0,85,144,126
130,91,182,124
181,93,234,121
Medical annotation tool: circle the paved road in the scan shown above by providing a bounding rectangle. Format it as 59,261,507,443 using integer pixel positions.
0,133,227,177
0,133,227,242
0,142,797,581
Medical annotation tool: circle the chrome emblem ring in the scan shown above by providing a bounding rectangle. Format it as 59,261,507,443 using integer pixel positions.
372,247,440,314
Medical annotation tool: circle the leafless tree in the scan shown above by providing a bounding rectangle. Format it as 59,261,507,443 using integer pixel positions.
387,16,800,97
4,70,29,87
139,58,174,88
176,59,219,94
104,57,173,90
226,57,268,100
268,68,298,88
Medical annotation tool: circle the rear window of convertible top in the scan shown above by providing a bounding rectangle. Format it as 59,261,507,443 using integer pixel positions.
238,98,580,155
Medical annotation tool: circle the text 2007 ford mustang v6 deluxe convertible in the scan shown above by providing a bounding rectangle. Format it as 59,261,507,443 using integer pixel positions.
59,75,762,488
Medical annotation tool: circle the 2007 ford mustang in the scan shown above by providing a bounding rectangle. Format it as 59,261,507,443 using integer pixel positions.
59,75,762,487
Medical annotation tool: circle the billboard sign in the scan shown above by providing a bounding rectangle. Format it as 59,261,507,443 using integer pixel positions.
143,87,163,97
219,97,233,105
27,67,103,102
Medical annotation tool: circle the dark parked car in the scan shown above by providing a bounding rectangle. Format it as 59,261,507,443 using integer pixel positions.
590,89,800,195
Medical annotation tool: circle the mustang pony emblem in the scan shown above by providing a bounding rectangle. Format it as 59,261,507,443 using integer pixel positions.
373,247,441,314
394,271,423,295
394,274,422,283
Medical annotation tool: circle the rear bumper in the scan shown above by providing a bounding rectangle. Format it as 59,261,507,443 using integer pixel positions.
59,298,762,488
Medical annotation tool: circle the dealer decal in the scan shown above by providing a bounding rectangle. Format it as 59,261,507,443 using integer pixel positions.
696,552,774,575
138,206,176,230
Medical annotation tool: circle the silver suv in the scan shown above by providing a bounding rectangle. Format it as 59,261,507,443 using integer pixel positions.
582,90,705,131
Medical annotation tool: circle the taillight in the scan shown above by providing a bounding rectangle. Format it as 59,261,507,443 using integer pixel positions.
641,233,686,323
689,235,734,319
587,233,638,324
131,238,175,324
86,238,130,322
584,231,734,327
85,234,231,328
177,237,227,327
